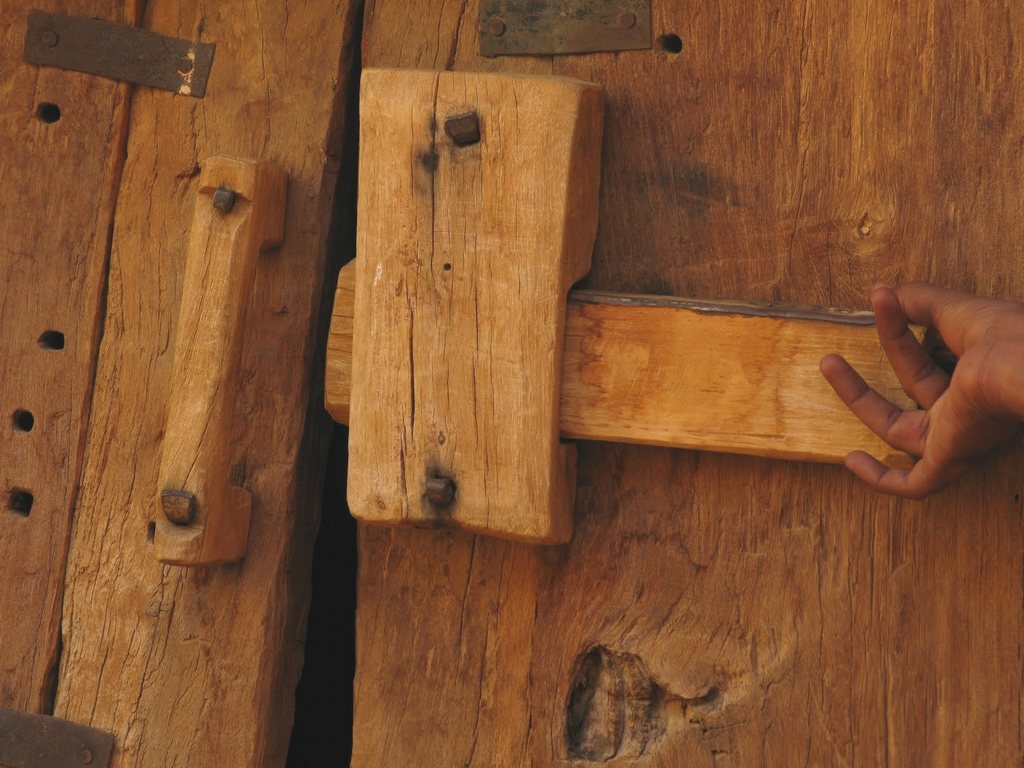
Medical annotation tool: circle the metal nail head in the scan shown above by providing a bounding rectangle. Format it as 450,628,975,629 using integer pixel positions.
445,112,481,146
617,11,636,29
425,476,457,506
486,16,506,37
212,186,237,213
41,30,59,47
161,489,197,526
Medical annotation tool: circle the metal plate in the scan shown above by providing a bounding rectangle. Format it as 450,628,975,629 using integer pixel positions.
480,0,651,56
570,290,880,326
0,709,114,768
23,11,215,97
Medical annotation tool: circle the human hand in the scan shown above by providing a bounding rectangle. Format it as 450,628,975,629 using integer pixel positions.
820,283,1024,499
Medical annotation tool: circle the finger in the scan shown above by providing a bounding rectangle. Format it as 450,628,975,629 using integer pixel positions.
894,282,1004,356
820,355,928,455
871,286,950,408
844,451,953,499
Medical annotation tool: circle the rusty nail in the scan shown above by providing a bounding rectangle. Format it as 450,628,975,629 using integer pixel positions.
425,476,456,506
81,748,94,765
444,112,481,146
41,30,59,47
212,186,237,213
617,11,636,29
486,16,506,37
161,489,197,526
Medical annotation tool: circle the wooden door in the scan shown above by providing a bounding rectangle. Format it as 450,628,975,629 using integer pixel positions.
0,0,133,715
351,1,1024,765
2,2,360,765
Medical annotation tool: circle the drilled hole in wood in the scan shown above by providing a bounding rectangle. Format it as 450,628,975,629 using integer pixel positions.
12,410,34,432
659,34,683,54
8,490,33,516
38,330,65,350
36,102,61,123
442,263,452,271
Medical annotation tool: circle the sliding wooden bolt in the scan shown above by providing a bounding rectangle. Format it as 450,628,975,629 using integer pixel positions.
333,69,916,546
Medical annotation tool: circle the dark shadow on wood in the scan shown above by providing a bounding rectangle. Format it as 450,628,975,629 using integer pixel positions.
287,1,363,760
287,424,356,766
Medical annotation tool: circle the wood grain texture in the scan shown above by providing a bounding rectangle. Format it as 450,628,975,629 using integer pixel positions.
329,266,916,465
0,0,136,712
325,260,357,425
155,158,287,565
561,298,914,464
348,68,603,543
52,1,361,765
353,0,1024,765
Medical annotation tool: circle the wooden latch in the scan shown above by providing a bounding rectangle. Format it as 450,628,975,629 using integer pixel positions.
329,68,914,544
0,709,114,768
153,157,287,565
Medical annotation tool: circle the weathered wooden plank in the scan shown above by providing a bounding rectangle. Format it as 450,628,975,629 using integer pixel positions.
0,0,136,712
353,0,1024,765
329,262,916,466
348,68,603,543
53,1,361,765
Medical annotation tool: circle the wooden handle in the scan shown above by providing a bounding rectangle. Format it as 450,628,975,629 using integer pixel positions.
154,157,287,566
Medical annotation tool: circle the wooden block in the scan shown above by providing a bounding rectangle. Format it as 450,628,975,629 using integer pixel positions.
347,69,604,543
154,157,287,566
330,269,916,467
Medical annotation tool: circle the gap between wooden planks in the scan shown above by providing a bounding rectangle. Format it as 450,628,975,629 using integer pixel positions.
327,260,915,466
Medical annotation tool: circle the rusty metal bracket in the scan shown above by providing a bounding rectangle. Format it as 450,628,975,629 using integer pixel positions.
0,709,114,768
23,11,215,97
479,0,651,56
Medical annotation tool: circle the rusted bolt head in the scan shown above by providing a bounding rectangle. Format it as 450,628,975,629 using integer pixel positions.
486,16,506,37
444,112,481,146
161,489,197,526
81,748,94,765
617,11,637,29
425,476,456,506
41,30,59,47
212,186,237,213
